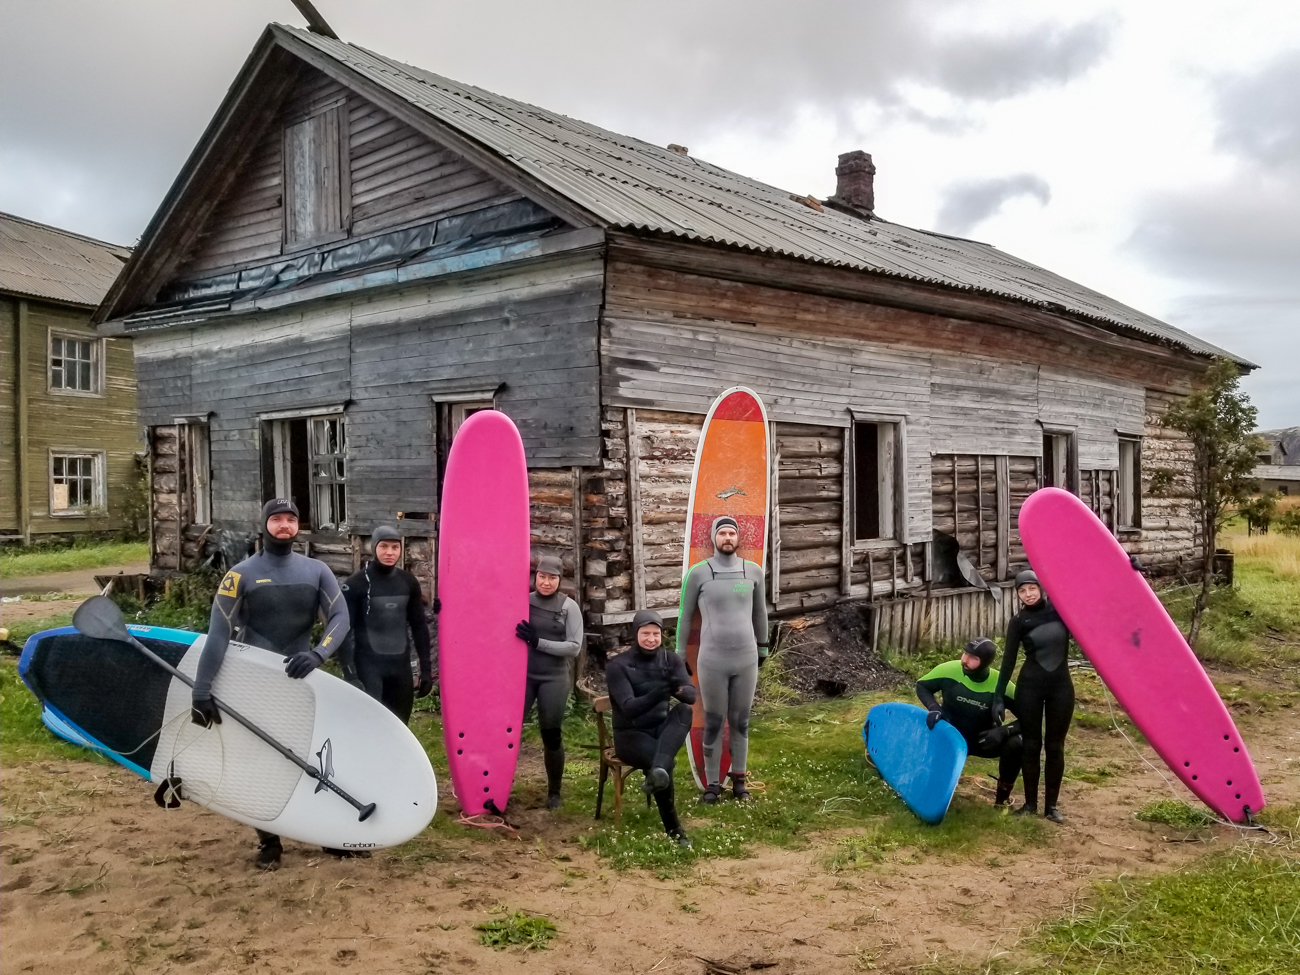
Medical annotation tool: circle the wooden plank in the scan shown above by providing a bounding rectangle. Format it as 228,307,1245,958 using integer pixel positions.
976,455,985,566
995,454,1010,581
626,408,646,611
770,433,781,603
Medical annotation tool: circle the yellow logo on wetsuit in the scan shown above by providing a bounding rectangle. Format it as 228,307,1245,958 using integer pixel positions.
218,570,241,598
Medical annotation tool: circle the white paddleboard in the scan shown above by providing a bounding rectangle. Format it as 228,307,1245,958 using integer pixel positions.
152,635,437,849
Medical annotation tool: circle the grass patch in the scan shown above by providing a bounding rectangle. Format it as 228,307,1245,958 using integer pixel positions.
0,541,148,579
825,805,1044,871
1032,835,1300,974
576,692,1050,873
474,911,557,950
4,611,77,650
1134,799,1216,831
0,658,106,765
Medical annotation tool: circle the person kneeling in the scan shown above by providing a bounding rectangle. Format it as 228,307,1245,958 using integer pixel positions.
605,610,695,848
915,637,1022,807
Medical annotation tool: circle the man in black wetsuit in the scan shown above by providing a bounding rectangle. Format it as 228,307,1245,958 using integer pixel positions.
338,526,431,724
915,637,1022,806
514,555,583,809
993,569,1074,824
191,499,350,869
605,610,694,848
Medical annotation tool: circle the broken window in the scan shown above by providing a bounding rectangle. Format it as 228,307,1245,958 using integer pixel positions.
434,398,497,505
50,333,99,393
50,452,101,514
1117,437,1141,530
310,416,347,531
1042,432,1076,492
853,421,899,542
283,104,348,248
260,413,347,531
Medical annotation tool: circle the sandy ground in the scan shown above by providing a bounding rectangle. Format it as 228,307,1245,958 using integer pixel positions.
2,681,1296,974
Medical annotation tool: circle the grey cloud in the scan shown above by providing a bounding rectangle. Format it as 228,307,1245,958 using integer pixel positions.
1215,52,1300,168
0,1,1114,242
935,174,1052,235
931,18,1115,100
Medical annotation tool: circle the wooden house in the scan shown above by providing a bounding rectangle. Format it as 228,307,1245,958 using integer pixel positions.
1,213,138,544
94,24,1252,655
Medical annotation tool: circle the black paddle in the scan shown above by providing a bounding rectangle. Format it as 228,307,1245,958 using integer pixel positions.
72,596,376,822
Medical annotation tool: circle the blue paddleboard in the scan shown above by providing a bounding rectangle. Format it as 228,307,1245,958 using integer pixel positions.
863,702,968,824
21,624,202,776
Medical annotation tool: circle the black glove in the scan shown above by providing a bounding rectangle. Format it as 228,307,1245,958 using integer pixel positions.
432,596,442,614
978,725,1010,750
285,649,324,679
191,697,222,728
926,707,945,730
990,697,1006,725
416,671,433,698
516,620,539,651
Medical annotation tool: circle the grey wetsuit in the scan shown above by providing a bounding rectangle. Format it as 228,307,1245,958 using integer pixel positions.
677,551,768,786
193,549,349,700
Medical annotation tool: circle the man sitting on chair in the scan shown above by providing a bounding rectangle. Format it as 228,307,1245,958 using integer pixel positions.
605,610,695,848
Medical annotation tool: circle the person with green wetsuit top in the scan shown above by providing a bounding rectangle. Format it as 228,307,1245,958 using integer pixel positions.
514,555,583,810
677,515,768,804
915,637,1023,806
606,610,695,848
191,498,350,870
993,569,1074,824
338,526,432,724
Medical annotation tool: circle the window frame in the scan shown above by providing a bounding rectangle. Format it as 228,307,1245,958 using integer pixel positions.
258,405,348,532
281,100,351,252
1116,436,1142,531
309,414,348,532
1040,427,1079,494
47,330,103,397
48,449,105,517
848,411,908,549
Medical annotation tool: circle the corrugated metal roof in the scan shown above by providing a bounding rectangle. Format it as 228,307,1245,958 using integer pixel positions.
285,27,1244,364
0,212,130,306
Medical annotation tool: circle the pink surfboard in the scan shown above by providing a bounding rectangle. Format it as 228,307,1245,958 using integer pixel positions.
438,410,530,816
1019,487,1264,822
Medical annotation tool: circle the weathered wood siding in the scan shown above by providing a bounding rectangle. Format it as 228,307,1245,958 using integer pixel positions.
775,423,848,613
133,249,604,545
931,454,1037,582
1138,389,1202,576
174,67,523,282
1,298,140,537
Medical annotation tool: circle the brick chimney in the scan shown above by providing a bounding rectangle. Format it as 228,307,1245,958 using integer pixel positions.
827,150,875,216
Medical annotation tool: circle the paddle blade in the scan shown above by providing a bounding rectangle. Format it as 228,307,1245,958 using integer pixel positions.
72,595,131,643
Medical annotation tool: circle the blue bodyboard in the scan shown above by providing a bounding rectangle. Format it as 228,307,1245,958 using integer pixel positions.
863,702,968,824
20,623,202,777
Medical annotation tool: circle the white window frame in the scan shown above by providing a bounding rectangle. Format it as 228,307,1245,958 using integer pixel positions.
1117,436,1141,531
259,405,348,532
49,449,105,517
48,330,103,396
848,411,908,548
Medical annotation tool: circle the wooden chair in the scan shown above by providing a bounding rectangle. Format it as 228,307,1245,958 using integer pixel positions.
578,679,639,823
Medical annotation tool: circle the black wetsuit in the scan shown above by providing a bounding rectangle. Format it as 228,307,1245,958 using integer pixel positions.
996,600,1074,810
916,660,1023,798
339,561,430,724
195,546,349,854
605,647,696,833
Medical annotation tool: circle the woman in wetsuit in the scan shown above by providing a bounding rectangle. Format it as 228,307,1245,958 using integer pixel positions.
514,555,583,809
993,569,1073,824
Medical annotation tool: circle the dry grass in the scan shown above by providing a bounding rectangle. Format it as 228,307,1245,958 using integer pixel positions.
1223,529,1300,578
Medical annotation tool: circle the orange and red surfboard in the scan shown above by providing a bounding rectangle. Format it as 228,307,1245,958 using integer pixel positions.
678,387,770,790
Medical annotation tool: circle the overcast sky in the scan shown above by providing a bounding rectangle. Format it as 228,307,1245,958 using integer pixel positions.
3,0,1296,427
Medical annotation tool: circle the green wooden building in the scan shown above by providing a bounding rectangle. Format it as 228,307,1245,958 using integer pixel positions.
1,212,139,543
